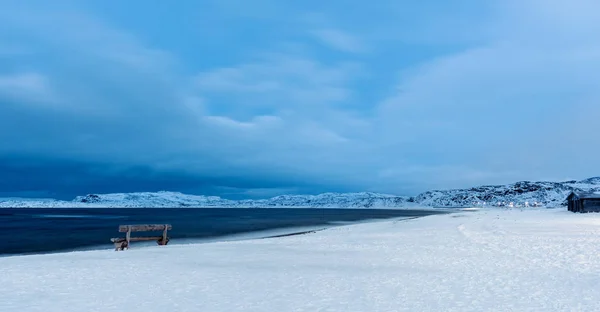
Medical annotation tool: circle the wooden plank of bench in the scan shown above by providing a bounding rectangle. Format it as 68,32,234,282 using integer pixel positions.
112,236,165,242
129,236,165,242
119,224,172,232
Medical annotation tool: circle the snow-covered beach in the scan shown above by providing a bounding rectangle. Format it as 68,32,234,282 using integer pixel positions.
2,208,599,311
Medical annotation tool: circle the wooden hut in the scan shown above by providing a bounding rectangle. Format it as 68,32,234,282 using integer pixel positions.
567,192,600,213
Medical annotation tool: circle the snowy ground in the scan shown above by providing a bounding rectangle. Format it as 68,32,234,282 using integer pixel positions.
2,208,600,311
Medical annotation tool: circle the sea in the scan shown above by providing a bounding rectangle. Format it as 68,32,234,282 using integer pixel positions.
0,208,446,256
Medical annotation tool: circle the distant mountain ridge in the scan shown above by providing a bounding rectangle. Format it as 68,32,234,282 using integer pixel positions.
1,177,598,208
415,179,600,208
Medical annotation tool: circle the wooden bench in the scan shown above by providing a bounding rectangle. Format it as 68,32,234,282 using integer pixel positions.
111,224,172,251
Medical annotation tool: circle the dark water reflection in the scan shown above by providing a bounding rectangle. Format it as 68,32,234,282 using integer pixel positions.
0,208,447,256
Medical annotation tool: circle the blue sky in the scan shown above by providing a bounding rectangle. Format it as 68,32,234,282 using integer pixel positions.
1,0,599,199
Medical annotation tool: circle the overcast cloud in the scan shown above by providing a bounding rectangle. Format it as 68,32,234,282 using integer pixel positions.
0,0,598,199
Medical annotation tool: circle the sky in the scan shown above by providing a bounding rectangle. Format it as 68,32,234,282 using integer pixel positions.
1,0,599,199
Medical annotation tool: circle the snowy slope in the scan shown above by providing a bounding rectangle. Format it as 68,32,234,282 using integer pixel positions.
416,179,600,208
3,208,600,311
1,177,598,208
0,191,412,208
72,191,413,208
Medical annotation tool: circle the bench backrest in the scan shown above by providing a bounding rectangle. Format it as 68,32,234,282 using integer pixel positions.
119,224,172,232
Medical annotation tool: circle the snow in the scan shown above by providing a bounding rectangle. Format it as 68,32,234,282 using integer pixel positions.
0,191,414,208
414,178,600,208
3,208,600,311
2,177,599,208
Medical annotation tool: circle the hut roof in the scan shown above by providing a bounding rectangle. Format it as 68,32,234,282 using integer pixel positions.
567,191,600,200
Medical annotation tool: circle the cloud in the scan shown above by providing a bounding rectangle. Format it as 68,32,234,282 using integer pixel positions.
0,155,313,200
312,28,366,53
193,52,366,147
0,72,55,104
195,54,360,109
0,1,373,198
374,0,600,187
0,5,193,164
1,0,599,199
203,115,283,131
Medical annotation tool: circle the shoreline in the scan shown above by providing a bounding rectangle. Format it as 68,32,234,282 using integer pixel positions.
0,213,433,258
0,205,449,209
0,225,330,258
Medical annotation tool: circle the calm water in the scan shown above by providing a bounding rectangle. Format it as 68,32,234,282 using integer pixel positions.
0,208,446,256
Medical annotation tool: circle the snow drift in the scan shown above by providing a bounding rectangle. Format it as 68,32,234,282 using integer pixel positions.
3,208,600,311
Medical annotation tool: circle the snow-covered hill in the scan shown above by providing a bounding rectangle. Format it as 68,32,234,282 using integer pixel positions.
72,192,413,208
1,177,598,208
0,192,413,208
416,179,600,208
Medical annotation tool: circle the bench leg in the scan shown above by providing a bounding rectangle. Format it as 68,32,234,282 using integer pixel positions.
114,241,128,251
